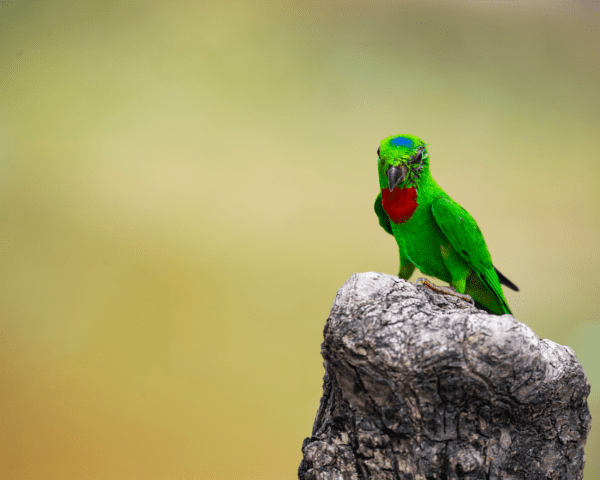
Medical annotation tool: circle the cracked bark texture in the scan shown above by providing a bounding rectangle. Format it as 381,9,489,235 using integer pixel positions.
298,272,591,480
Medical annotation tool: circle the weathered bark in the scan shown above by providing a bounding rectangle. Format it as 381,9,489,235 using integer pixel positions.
299,272,591,480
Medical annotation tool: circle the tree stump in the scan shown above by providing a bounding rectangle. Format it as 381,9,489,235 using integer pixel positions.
298,272,591,480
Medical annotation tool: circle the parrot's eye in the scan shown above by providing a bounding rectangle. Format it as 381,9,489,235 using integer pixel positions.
377,147,381,157
410,149,423,164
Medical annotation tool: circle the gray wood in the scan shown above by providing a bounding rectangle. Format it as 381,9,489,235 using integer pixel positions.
299,272,591,480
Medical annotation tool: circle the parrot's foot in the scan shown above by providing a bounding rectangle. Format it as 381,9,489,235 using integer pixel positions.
415,278,475,306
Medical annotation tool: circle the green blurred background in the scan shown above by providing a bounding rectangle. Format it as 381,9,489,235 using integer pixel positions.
0,1,598,478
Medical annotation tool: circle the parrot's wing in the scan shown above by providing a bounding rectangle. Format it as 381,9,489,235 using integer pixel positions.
431,196,509,312
374,192,393,235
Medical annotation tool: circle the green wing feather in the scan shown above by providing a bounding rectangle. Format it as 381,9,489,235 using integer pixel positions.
431,196,511,314
374,192,393,235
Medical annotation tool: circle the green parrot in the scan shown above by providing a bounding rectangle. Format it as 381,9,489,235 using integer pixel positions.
374,134,518,315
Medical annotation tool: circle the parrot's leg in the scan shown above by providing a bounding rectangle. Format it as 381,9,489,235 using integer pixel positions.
414,244,475,305
398,246,416,280
398,261,416,280
440,245,472,292
415,278,475,305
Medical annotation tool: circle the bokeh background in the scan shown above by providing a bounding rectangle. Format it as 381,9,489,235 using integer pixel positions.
0,1,598,479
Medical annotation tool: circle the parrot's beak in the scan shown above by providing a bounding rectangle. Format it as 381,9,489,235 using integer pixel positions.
387,165,408,192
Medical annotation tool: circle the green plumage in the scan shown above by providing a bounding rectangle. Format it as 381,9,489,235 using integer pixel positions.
374,134,517,315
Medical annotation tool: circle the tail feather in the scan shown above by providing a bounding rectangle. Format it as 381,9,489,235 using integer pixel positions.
494,266,519,292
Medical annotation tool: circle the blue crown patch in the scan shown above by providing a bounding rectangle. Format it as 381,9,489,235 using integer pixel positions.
390,136,414,149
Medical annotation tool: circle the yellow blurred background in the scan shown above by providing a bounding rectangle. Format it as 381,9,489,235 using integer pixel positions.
0,1,598,478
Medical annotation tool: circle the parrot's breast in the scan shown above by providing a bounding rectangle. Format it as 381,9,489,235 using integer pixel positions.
381,187,418,224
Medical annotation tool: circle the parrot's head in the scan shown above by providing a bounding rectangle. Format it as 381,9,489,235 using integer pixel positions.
377,134,429,191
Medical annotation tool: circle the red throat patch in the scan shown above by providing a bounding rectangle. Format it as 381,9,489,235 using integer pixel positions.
381,187,418,224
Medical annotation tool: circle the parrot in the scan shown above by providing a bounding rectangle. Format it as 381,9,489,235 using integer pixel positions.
374,134,518,315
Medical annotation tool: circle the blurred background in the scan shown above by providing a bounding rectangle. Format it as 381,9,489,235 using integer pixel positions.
0,0,598,478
